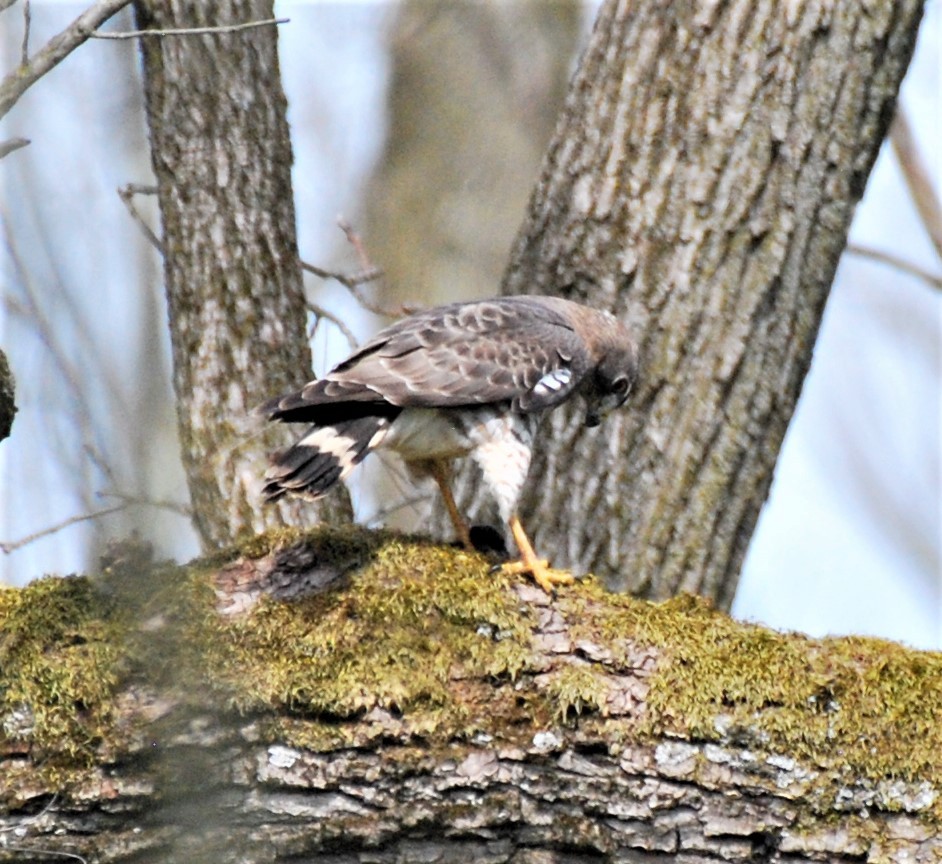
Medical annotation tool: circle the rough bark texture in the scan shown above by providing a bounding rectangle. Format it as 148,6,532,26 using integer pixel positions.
1,530,940,863
0,350,14,443
135,0,351,549
450,0,924,606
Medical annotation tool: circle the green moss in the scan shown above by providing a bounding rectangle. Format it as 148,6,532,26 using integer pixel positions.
2,526,941,823
0,576,125,778
197,533,535,734
582,591,942,796
543,663,609,722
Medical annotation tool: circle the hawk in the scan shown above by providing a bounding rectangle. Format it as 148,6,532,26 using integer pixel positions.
260,295,638,593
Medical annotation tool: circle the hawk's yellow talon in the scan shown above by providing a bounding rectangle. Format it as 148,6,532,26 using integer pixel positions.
501,558,574,594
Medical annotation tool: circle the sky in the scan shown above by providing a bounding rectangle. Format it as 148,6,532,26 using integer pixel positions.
1,1,940,648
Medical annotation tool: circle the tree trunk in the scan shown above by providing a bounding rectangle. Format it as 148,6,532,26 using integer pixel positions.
135,0,351,549
451,0,924,607
1,531,940,862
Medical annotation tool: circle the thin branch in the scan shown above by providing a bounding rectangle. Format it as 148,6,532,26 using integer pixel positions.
0,137,30,159
891,109,942,262
20,0,30,66
306,301,358,350
301,259,383,290
97,490,192,518
338,217,375,274
0,0,131,120
117,183,163,253
0,505,128,554
300,219,420,320
846,243,942,291
89,17,288,40
0,490,192,555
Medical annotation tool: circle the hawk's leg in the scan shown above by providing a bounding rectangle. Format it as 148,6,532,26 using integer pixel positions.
503,514,574,594
428,460,474,551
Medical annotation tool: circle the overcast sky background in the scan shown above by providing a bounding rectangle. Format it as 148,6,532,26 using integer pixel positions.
1,1,940,649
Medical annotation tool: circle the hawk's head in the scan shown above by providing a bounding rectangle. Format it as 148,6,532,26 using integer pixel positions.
583,329,639,428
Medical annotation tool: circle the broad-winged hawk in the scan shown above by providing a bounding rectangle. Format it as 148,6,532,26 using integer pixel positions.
260,295,638,592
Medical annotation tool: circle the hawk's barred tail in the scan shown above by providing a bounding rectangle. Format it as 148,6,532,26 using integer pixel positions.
262,416,391,501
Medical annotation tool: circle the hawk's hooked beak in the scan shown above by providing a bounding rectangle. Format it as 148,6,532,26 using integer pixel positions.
585,409,601,428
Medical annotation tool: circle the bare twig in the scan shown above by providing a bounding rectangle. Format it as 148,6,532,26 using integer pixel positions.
97,490,192,518
846,243,942,291
20,0,31,66
301,257,397,318
89,17,288,40
343,218,426,317
0,137,30,159
117,183,163,253
306,301,358,350
301,259,383,290
891,109,942,262
0,505,128,554
300,218,419,320
0,0,131,120
2,212,124,508
0,490,191,555
338,217,375,274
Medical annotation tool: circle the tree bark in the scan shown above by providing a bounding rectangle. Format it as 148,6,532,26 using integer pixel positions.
1,532,940,862
450,0,925,607
0,350,14,444
135,0,351,549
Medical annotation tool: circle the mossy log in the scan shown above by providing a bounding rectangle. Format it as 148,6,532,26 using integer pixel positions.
1,528,940,863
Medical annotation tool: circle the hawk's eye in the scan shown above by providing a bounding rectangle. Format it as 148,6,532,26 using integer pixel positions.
611,376,631,397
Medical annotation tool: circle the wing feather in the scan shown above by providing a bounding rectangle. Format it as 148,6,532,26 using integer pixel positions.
327,297,591,412
261,296,594,423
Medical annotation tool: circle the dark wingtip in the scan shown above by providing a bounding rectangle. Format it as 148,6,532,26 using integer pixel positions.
261,482,286,503
253,393,286,420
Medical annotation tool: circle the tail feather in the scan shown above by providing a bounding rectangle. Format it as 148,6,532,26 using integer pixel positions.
263,416,390,501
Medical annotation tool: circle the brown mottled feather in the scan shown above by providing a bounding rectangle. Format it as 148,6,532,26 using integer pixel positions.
261,296,623,423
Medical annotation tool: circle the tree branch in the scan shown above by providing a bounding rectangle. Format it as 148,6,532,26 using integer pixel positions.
0,137,30,159
891,108,942,261
19,0,31,66
117,183,162,252
846,242,942,290
0,0,131,120
0,505,128,554
305,300,358,350
1,531,940,859
89,16,288,40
